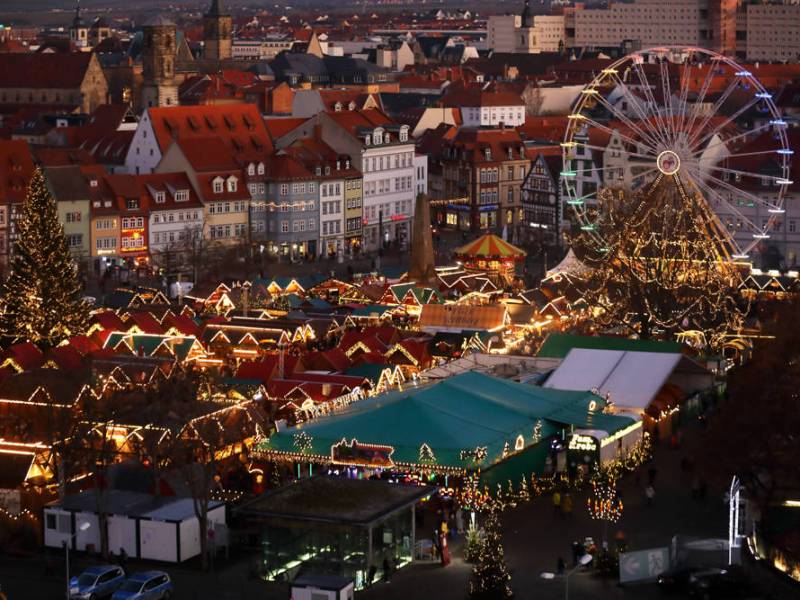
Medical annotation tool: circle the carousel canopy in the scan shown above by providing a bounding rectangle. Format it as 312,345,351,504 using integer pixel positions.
259,371,634,470
454,233,526,261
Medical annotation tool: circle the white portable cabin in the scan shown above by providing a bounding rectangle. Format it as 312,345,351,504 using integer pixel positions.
44,490,226,563
290,575,354,600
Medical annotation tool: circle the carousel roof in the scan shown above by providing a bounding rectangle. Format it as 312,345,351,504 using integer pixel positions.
454,233,526,260
545,248,591,279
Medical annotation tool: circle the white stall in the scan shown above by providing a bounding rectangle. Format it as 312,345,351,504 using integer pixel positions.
44,491,225,563
290,575,354,600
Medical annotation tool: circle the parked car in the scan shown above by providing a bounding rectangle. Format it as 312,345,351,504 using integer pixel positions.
69,565,125,599
657,566,703,593
111,571,172,600
688,566,751,599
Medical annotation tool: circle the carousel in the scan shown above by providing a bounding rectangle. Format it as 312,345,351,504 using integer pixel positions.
454,233,526,284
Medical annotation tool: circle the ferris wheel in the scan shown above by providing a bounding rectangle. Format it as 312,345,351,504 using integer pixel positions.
562,46,793,260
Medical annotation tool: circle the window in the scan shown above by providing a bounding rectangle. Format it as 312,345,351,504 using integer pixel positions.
281,220,289,232
308,218,315,230
247,163,255,176
213,179,224,194
227,177,238,193
126,198,139,210
790,220,797,233
308,182,315,193
154,191,165,203
257,162,265,175
280,184,288,196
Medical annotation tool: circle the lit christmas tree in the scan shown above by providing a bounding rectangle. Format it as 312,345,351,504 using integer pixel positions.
518,475,530,503
469,506,513,599
0,168,89,346
587,467,623,544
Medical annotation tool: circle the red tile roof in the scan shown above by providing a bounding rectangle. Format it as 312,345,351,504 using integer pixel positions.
146,104,274,160
0,52,94,89
264,117,308,141
4,342,44,370
126,312,164,335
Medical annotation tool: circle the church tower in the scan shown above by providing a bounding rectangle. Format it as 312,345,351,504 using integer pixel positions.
204,0,232,60
69,1,89,48
140,16,178,110
515,0,538,54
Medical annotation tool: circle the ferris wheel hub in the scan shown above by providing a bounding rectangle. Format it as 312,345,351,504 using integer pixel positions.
656,150,681,176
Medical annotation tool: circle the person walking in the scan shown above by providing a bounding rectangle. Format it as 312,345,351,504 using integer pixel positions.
455,506,464,534
562,493,573,518
645,484,655,506
552,490,562,516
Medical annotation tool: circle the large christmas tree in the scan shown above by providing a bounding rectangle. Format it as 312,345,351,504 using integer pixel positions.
470,506,513,598
0,168,89,346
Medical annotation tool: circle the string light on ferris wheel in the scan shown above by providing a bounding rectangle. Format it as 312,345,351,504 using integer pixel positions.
562,45,792,261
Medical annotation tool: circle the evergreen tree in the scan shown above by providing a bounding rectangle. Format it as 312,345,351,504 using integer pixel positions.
0,168,89,345
470,507,513,599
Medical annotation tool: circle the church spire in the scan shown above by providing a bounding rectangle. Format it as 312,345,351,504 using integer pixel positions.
206,0,229,17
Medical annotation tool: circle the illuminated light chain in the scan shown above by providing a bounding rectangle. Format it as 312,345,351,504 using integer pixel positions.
418,443,436,464
292,431,313,453
460,446,488,463
532,420,543,443
587,470,623,524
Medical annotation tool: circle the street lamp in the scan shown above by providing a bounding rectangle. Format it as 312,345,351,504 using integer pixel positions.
540,554,593,600
65,521,91,600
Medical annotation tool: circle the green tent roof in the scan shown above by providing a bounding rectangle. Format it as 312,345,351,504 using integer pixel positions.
537,333,683,359
259,371,634,470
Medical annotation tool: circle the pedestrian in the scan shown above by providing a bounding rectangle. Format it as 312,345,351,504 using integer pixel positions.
382,556,391,583
552,489,562,516
455,506,464,534
648,467,658,486
645,484,655,506
367,564,377,587
562,493,573,518
691,475,700,500
118,547,128,574
557,557,566,576
571,541,580,567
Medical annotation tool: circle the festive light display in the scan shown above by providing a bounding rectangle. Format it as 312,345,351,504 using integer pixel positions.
0,168,89,345
469,506,513,599
418,443,436,464
571,176,747,346
292,431,313,453
587,468,624,524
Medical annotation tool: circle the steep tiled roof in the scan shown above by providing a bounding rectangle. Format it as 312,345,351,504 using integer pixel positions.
146,104,274,159
0,53,94,89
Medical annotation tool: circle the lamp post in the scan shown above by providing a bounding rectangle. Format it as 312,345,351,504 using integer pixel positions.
540,553,593,600
65,521,91,600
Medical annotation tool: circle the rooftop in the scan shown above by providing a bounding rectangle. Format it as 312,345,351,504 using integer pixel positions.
238,476,433,526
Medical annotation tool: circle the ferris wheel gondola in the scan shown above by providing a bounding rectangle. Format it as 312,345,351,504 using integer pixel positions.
562,46,792,261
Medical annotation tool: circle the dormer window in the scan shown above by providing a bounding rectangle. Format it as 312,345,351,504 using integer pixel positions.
247,163,255,176
257,162,265,175
374,130,383,144
126,198,139,210
155,191,166,203
213,177,224,194
399,128,408,142
346,159,351,169
324,166,331,175
348,101,356,110
89,178,98,187
227,176,238,193
485,148,492,161
334,102,343,112
315,166,322,176
175,189,189,202
508,148,513,159
365,134,371,146
336,160,341,170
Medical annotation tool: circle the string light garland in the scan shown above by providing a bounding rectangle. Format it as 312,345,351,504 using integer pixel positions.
0,168,90,345
469,505,514,599
570,176,748,347
292,431,313,453
587,469,624,524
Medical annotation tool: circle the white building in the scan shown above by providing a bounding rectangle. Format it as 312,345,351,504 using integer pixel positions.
145,174,205,263
487,10,565,54
319,177,345,258
277,110,424,252
447,88,527,128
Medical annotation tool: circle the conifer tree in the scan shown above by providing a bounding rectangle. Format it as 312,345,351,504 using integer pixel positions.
470,506,513,598
0,168,89,346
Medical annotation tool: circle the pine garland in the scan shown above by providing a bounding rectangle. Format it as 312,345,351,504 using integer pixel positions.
0,168,89,346
469,506,513,598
